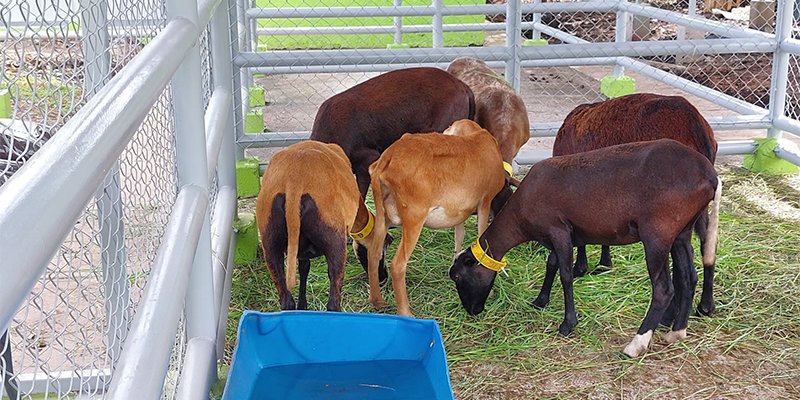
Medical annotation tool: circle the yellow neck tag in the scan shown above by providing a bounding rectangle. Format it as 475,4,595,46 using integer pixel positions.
470,240,507,272
502,161,513,177
350,211,374,240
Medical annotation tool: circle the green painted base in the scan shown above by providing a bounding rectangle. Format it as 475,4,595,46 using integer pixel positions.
523,39,548,46
600,75,636,98
0,88,10,119
245,109,264,134
236,157,261,198
249,86,266,107
743,138,800,175
234,212,259,265
386,43,410,49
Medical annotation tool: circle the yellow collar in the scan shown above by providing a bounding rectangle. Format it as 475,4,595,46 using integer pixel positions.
502,161,513,177
470,240,507,272
350,211,374,240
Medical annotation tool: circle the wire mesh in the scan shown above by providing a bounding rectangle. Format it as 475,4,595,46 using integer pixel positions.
241,0,782,153
0,0,216,398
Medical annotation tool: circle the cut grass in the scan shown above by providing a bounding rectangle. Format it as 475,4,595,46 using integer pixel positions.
226,165,800,398
255,0,484,49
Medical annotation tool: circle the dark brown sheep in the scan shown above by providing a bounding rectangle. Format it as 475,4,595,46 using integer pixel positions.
450,139,721,358
553,93,719,316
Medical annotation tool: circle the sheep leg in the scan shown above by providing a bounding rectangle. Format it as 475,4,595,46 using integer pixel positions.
694,207,716,316
598,246,613,268
366,214,389,310
624,239,673,358
453,222,465,261
391,218,426,317
664,229,696,344
297,259,311,310
573,246,589,277
532,251,558,309
265,242,295,311
324,238,348,312
554,239,578,336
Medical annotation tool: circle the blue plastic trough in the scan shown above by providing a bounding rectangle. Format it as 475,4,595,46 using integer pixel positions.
222,311,455,400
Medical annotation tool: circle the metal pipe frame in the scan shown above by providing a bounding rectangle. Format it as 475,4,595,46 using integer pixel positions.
105,186,209,399
234,37,773,68
0,18,196,334
775,142,800,165
767,0,797,137
505,0,521,91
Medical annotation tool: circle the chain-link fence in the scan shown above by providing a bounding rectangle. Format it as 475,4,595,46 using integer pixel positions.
1,0,224,398
237,0,800,158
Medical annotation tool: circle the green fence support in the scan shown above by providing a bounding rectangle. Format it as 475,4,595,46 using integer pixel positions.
600,75,636,98
744,138,800,174
234,212,259,265
236,157,261,198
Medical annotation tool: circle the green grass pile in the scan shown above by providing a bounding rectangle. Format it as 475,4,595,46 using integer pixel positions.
226,165,800,398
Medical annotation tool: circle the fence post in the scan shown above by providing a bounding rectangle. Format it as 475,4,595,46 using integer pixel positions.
433,0,444,48
394,0,404,46
80,0,131,368
531,0,542,41
613,0,630,78
768,0,796,138
210,0,238,360
505,0,522,91
167,0,217,388
235,0,250,159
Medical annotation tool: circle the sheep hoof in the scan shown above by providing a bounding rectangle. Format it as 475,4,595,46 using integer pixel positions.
532,297,549,309
369,296,386,310
590,265,612,275
663,329,687,344
622,330,653,358
696,302,715,317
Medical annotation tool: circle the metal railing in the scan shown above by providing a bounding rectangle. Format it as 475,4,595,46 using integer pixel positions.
0,0,236,397
2,0,800,398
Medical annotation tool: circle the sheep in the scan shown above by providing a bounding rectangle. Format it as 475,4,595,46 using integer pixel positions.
255,140,375,311
553,93,719,316
449,139,721,358
366,120,509,317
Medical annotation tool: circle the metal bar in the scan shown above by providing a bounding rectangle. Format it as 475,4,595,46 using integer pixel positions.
169,0,217,395
616,57,768,115
0,19,196,334
1,330,17,400
198,0,225,26
211,0,239,360
767,0,796,137
613,0,629,77
175,337,217,400
217,235,237,360
256,22,514,36
718,139,758,155
617,1,773,39
531,0,542,41
229,0,246,160
775,142,800,166
13,369,111,395
773,116,800,137
81,0,131,370
432,0,443,48
235,38,773,67
780,38,800,54
532,22,588,44
205,89,233,180
106,187,208,400
246,1,618,19
505,0,522,91
393,0,403,45
209,187,236,355
515,149,551,165
238,112,772,148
